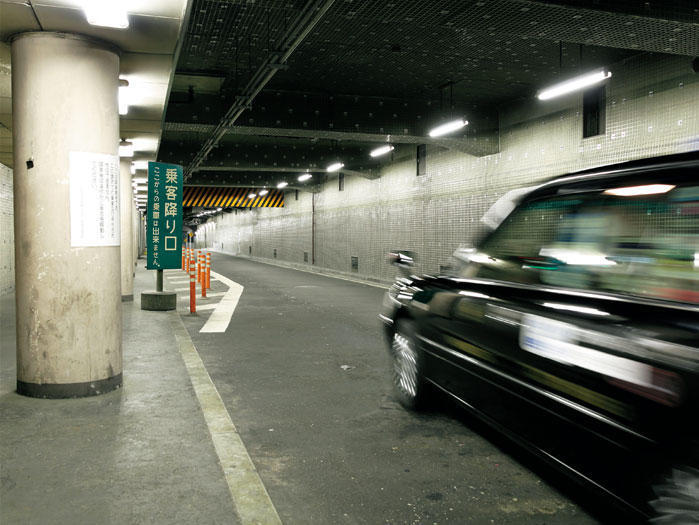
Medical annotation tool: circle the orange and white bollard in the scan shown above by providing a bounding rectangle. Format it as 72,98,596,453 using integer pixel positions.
206,252,211,290
189,250,196,313
197,251,202,284
182,247,185,271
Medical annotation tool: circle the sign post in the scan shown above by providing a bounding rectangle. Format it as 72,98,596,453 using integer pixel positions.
141,162,183,311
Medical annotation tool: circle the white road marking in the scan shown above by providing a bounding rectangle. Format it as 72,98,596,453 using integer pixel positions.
178,292,226,302
200,271,244,333
169,312,281,525
196,303,219,311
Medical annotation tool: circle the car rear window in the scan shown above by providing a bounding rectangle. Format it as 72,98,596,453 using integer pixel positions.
468,181,699,304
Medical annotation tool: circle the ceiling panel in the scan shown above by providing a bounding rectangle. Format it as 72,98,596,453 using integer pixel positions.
0,2,42,41
31,5,182,54
33,0,188,20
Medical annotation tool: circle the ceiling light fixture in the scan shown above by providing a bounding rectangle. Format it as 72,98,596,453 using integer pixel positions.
133,177,147,184
248,193,257,199
83,1,129,29
604,184,675,197
428,119,468,137
298,173,312,182
538,69,612,101
118,139,133,157
132,160,148,170
327,162,344,172
370,145,394,158
118,79,129,115
277,181,289,189
259,189,269,196
130,164,136,175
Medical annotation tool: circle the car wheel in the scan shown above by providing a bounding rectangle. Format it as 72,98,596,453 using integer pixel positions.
391,319,427,410
649,466,699,523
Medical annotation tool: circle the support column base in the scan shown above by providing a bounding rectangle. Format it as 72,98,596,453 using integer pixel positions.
141,291,177,311
17,373,122,398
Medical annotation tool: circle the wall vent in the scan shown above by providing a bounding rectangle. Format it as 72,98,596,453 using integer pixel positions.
273,248,277,258
304,251,308,263
351,256,358,272
417,144,427,176
583,85,606,138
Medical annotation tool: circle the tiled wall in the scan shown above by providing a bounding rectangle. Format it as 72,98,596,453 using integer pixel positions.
205,53,699,282
0,163,14,295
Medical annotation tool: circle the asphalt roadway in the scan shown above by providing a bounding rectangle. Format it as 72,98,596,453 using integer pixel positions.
180,253,602,524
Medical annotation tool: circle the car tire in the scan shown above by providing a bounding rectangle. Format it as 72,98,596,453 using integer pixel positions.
391,319,428,410
649,466,699,523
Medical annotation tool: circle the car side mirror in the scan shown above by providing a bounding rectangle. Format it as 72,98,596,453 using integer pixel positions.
388,250,415,276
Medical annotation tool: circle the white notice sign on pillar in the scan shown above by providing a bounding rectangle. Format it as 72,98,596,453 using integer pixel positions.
69,151,120,247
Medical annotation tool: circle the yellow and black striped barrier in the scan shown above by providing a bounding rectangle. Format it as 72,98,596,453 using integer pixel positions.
183,186,284,208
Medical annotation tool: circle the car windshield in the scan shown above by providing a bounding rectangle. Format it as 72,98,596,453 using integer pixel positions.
464,181,699,304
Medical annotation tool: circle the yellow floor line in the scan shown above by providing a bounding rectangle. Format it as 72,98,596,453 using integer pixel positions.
169,312,282,525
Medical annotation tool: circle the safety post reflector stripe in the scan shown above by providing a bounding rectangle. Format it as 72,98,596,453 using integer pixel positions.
169,312,281,525
183,186,285,208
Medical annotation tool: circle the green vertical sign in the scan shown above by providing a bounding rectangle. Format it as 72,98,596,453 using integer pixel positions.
146,162,183,269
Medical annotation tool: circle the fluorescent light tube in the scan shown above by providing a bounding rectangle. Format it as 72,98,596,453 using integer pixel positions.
428,119,468,137
133,177,147,183
133,160,148,170
538,69,612,100
118,140,133,157
118,79,129,115
248,193,257,199
130,164,136,175
604,184,675,197
298,173,312,182
370,145,394,157
259,189,269,196
83,1,129,29
277,181,288,189
327,162,344,172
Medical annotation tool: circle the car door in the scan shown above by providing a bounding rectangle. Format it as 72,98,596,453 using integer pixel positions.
422,178,699,507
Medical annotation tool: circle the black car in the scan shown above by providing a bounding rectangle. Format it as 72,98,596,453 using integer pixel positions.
380,152,699,522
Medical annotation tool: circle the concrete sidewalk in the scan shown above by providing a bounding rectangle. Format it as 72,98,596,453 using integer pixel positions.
0,261,241,524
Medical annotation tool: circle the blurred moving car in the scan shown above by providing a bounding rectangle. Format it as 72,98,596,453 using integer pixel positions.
380,152,699,521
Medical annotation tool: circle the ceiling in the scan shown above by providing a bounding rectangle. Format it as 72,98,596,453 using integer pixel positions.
158,0,699,196
1,1,698,219
0,0,189,170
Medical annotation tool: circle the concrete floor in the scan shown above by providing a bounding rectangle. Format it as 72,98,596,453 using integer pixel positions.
0,253,604,524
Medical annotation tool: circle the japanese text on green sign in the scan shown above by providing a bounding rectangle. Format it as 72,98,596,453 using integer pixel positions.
146,162,183,270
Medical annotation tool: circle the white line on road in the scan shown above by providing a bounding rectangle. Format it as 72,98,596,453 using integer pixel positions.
195,303,219,311
200,271,244,333
169,312,281,525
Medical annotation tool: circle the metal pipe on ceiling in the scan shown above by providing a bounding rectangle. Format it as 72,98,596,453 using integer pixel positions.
184,0,337,181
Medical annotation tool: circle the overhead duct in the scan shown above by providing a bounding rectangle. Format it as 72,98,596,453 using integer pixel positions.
184,0,337,180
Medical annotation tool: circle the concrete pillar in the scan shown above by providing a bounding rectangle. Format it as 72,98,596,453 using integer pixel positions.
120,159,133,300
12,32,122,398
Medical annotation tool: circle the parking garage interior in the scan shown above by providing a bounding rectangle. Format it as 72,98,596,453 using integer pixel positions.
0,1,698,523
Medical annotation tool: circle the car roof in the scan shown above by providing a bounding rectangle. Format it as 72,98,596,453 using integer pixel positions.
527,150,699,200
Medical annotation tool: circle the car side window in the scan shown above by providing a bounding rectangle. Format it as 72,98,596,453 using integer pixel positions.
466,183,699,304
